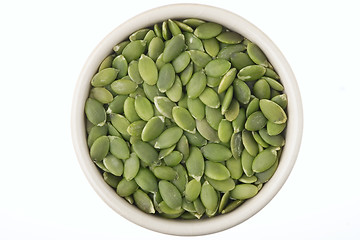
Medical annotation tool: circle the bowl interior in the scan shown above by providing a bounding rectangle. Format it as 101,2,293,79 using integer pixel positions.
71,3,303,236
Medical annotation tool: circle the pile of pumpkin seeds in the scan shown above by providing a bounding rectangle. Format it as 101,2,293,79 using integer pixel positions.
85,18,288,219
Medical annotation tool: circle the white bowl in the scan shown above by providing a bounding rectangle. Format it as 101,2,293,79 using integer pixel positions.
71,3,303,236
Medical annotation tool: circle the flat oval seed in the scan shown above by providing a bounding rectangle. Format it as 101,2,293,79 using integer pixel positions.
141,116,165,142
87,125,108,147
127,61,144,84
103,172,121,188
233,79,251,104
163,34,186,63
113,41,130,55
127,120,146,137
148,37,165,61
195,118,220,143
103,154,123,176
253,79,271,99
218,191,230,213
202,143,232,162
116,178,138,197
226,157,243,179
255,159,279,184
207,76,222,88
129,29,149,41
111,79,138,95
176,135,189,160
267,121,286,136
205,161,230,180
205,106,222,130
252,131,269,148
144,29,156,44
122,40,146,62
271,94,288,109
183,18,205,27
230,184,258,200
188,50,212,68
221,86,233,115
180,61,193,85
252,148,277,173
245,111,267,131
203,38,220,58
133,189,155,214
186,71,207,99
225,100,240,121
107,95,127,114
162,21,171,40
172,51,190,73
168,19,182,36
110,113,130,137
194,22,222,39
159,201,185,215
124,99,140,122
259,99,287,124
187,97,205,120
90,135,109,161
247,42,269,67
262,77,284,91
237,65,266,81
135,168,158,193
154,127,183,149
259,128,285,147
205,59,231,77
159,180,182,209
138,54,158,85
153,96,176,119
134,95,154,121
206,177,235,192
143,83,164,102
232,108,246,133
184,32,204,51
246,97,260,117
153,166,177,180
153,23,162,38
90,87,113,104
200,181,219,214
186,147,205,181
172,164,188,194
99,55,115,71
230,52,255,70
218,119,233,143
174,20,193,33
184,131,207,147
241,149,255,177
107,123,121,137
124,153,140,181
230,132,244,160
199,88,220,108
133,141,159,165
221,199,244,214
91,68,118,87
185,179,201,202
158,145,176,160
172,106,196,133
157,63,176,93
216,31,243,44
265,68,280,80
85,98,106,126
242,130,259,157
218,68,237,94
109,136,130,160
166,76,183,102
112,55,128,78
217,44,246,60
239,175,258,184
164,151,183,167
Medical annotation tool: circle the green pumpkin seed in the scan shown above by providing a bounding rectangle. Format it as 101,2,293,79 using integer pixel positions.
103,172,121,188
245,111,267,131
194,22,222,39
148,37,165,61
218,119,233,143
196,118,220,143
159,180,182,209
85,98,106,126
138,54,158,86
167,19,182,36
205,106,222,130
221,86,233,115
178,93,188,109
129,87,146,98
232,108,246,133
153,23,162,38
103,154,123,176
124,153,140,181
184,32,204,51
184,131,207,147
94,160,108,172
162,21,171,40
141,116,165,142
188,50,212,68
247,42,269,67
203,38,220,57
154,127,183,149
166,76,183,102
200,181,219,213
99,55,115,71
252,148,277,173
183,18,205,27
265,68,280,80
225,100,240,121
207,76,221,88
202,143,232,162
176,135,189,160
221,200,244,214
205,59,231,78
259,128,285,147
113,41,130,55
158,145,176,160
127,120,146,137
122,40,146,62
157,63,176,93
217,44,246,60
199,87,220,109
107,122,121,137
241,149,254,177
205,161,230,180
90,87,113,104
230,52,255,70
237,65,266,81
246,97,260,117
133,189,155,214
216,31,243,44
153,166,177,180
259,99,287,124
172,106,196,133
143,29,156,44
267,121,286,136
218,68,237,94
134,95,154,121
164,151,183,167
239,175,257,183
172,51,190,73
252,131,269,148
91,68,118,87
253,79,271,99
112,55,128,78
185,147,204,181
90,135,109,161
271,93,288,109
163,34,186,62
111,79,138,95
154,96,176,119
135,168,158,193
143,82,164,102
206,177,235,192
185,179,201,202
262,77,284,91
255,159,279,184
186,70,207,98
180,61,193,85
87,125,108,148
230,184,258,200
226,157,243,179
242,130,258,157
129,29,150,41
159,201,184,215
172,164,188,194
230,132,243,160
174,20,193,33
109,113,130,139
187,97,205,120
233,79,251,104
107,95,127,114
218,191,230,213
133,141,159,165
108,136,130,160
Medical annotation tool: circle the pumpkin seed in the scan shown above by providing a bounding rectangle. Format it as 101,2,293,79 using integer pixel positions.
185,147,204,181
185,179,201,202
194,22,222,39
186,70,207,98
245,111,267,131
203,38,220,57
154,96,176,119
196,118,220,143
157,63,176,93
204,161,230,180
237,65,266,81
132,141,158,165
135,168,158,193
188,50,212,68
205,59,231,77
199,87,220,108
184,131,207,147
154,127,183,149
133,189,155,214
90,135,109,161
122,40,146,62
233,79,251,104
247,42,269,67
230,132,243,160
124,153,140,181
103,154,124,176
226,157,243,179
85,98,106,126
200,181,219,213
166,76,183,102
230,184,258,200
216,31,243,44
109,136,130,160
164,151,183,167
163,34,186,62
90,87,113,104
259,99,287,124
184,32,204,51
111,78,138,95
159,180,182,209
153,166,177,180
91,68,118,87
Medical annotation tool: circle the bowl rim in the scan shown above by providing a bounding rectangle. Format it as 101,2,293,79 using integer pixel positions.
71,3,303,236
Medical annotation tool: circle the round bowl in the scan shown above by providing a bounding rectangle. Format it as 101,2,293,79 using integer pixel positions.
71,3,303,236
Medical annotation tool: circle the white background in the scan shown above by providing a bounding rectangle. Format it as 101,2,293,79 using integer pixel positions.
1,0,359,239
